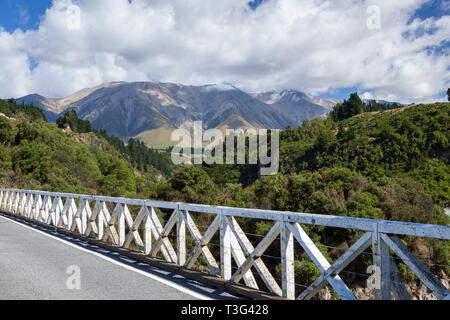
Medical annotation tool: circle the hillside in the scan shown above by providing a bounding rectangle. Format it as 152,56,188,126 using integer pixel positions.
279,102,450,206
0,100,163,197
16,81,338,147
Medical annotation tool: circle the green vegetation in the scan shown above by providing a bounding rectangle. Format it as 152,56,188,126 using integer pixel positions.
330,93,366,121
0,99,46,122
1,96,448,289
280,102,449,206
57,110,175,176
56,110,92,133
330,92,403,121
96,129,175,176
365,100,402,112
0,100,158,197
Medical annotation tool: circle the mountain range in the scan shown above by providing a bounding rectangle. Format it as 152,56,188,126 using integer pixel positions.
16,81,339,148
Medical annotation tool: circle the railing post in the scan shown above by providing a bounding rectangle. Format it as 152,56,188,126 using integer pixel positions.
372,222,391,300
280,219,295,299
98,202,105,240
177,204,186,266
8,191,14,213
20,192,26,216
2,190,7,212
4,190,8,211
66,198,74,230
51,197,60,227
80,199,87,234
220,209,232,280
22,192,27,216
0,190,4,210
25,193,32,218
3,190,8,212
41,195,47,223
33,195,41,222
16,192,22,215
43,195,51,224
118,204,126,246
8,191,12,213
6,191,11,213
12,191,18,214
143,206,152,255
20,192,25,216
8,191,13,214
5,190,10,212
1,190,6,211
14,192,19,214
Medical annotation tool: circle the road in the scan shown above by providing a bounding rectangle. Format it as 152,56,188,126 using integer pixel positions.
0,214,238,300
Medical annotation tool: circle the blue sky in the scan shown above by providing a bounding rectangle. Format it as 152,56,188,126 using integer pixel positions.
410,0,450,21
0,0,448,102
0,0,52,32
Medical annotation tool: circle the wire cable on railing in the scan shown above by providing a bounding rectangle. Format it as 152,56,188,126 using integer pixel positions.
228,266,434,295
184,231,448,271
229,266,310,289
338,270,433,292
357,248,450,269
92,216,450,271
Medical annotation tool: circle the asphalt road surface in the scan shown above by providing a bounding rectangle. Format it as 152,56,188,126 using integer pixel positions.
0,214,238,300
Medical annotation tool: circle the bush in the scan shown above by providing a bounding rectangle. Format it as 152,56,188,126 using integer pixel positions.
167,166,218,204
98,158,136,196
276,259,321,285
0,118,15,144
308,191,330,214
12,142,51,183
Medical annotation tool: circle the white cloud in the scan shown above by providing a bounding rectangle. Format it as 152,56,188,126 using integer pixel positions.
0,0,448,103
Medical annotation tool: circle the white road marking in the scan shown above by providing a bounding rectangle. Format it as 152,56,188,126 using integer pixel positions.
0,214,211,300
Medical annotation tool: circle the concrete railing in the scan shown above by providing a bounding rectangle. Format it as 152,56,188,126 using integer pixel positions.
1,188,449,300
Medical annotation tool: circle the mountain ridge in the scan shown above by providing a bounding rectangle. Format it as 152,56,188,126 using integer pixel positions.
16,81,339,147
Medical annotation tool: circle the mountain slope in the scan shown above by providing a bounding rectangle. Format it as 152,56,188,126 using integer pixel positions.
253,90,340,126
16,82,338,147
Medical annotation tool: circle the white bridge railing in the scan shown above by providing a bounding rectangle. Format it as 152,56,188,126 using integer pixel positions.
0,188,449,300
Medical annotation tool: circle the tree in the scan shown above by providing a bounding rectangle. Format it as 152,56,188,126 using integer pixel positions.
447,88,450,101
56,110,92,133
346,92,366,116
330,92,365,121
0,99,46,122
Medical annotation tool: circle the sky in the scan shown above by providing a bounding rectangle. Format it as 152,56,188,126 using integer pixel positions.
0,0,449,103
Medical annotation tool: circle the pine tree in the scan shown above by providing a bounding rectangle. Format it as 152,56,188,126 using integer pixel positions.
330,92,365,121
